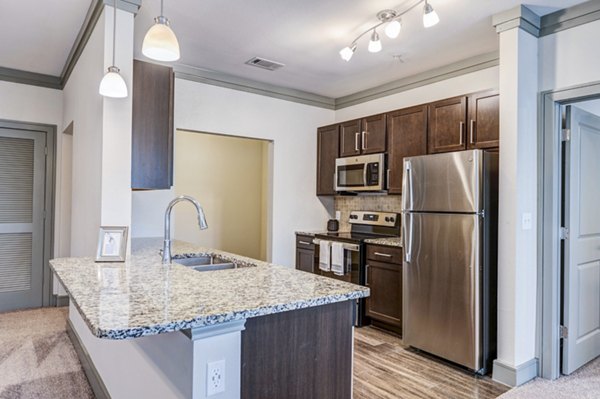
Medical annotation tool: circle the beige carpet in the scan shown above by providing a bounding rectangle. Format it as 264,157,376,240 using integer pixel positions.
0,307,94,399
499,357,600,399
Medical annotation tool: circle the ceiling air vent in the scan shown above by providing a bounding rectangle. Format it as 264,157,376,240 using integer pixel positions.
244,57,285,71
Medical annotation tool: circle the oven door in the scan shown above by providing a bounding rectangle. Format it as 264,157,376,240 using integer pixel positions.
312,238,360,284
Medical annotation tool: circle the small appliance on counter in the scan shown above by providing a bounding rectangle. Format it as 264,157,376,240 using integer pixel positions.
327,219,339,232
314,210,400,327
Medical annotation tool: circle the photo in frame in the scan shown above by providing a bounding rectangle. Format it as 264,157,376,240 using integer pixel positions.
96,226,128,262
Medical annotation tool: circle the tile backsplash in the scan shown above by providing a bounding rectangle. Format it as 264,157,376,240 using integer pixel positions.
334,195,402,231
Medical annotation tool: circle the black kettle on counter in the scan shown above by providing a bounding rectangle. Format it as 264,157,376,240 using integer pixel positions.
327,219,339,232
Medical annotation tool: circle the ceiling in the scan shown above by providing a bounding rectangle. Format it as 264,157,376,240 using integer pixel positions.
0,0,589,97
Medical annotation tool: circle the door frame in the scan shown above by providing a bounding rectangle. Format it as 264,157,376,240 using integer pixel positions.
539,81,600,379
0,119,56,308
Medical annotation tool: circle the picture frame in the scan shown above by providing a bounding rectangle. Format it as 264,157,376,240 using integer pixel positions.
95,226,128,262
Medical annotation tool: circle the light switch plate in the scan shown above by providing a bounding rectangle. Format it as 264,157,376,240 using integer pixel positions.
335,211,341,220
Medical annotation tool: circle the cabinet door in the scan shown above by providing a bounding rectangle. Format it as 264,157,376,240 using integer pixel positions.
339,119,362,157
387,105,428,194
296,248,315,273
427,96,467,154
132,60,174,189
468,90,499,149
365,259,402,328
361,114,386,154
316,124,339,195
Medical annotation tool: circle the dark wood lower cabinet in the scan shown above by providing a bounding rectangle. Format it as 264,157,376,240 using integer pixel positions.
295,234,317,273
365,245,403,335
241,301,354,399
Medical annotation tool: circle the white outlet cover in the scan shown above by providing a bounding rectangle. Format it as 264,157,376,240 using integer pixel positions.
522,212,533,231
207,359,226,396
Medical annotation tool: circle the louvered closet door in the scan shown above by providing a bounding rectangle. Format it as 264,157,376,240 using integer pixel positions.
0,128,46,312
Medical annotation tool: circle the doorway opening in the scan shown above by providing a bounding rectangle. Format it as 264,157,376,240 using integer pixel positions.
0,120,56,312
173,130,272,261
540,84,600,380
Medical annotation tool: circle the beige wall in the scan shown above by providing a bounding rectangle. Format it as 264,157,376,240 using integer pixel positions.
173,130,269,260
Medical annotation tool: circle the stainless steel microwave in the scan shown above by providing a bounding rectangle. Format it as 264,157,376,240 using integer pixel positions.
335,153,385,192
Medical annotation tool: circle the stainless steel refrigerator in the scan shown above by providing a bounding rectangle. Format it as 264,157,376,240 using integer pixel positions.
401,149,498,374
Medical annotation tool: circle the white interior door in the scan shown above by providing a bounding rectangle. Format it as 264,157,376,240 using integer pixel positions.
0,128,46,312
562,105,600,374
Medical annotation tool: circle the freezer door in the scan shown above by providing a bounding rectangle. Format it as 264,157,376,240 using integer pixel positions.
402,150,482,213
403,212,482,371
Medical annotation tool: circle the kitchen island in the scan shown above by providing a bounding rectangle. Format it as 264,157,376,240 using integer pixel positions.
50,239,368,399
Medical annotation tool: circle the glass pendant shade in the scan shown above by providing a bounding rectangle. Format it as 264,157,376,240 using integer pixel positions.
339,44,357,61
368,31,382,53
385,20,402,39
423,2,440,28
142,17,180,61
99,66,128,98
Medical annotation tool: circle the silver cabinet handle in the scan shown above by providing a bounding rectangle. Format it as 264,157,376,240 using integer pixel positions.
362,131,367,150
365,264,369,285
374,252,392,258
298,241,311,245
470,119,476,144
387,169,390,190
459,121,465,145
355,132,360,152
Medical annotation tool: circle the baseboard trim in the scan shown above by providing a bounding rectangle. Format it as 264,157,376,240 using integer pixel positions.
492,358,538,387
66,319,112,399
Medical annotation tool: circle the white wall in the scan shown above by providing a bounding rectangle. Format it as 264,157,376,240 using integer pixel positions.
62,7,134,257
174,131,268,260
132,79,335,266
539,19,600,92
335,66,499,121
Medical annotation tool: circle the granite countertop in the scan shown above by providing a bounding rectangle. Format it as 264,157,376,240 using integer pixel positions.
363,236,403,247
50,238,369,340
295,231,325,237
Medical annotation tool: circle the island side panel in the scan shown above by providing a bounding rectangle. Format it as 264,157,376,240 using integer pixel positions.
241,300,354,399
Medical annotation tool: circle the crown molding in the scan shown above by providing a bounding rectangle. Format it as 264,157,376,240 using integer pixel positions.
540,0,600,37
0,66,61,89
493,5,541,37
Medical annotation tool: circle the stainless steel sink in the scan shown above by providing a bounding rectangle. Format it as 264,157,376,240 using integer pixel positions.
173,255,237,272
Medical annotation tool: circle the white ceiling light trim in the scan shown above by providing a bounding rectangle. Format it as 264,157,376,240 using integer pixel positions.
99,1,128,98
339,0,440,62
142,0,180,62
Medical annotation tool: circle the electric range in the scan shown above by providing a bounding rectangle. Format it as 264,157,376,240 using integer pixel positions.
313,211,400,326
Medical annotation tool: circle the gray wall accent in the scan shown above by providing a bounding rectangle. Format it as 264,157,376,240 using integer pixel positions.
56,295,69,307
539,81,600,380
67,319,112,399
174,64,336,110
102,0,142,14
492,5,541,36
0,66,61,89
493,358,539,387
334,52,499,109
540,0,600,37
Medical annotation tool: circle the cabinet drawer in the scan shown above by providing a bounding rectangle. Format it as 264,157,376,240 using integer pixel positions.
296,235,315,250
366,245,402,264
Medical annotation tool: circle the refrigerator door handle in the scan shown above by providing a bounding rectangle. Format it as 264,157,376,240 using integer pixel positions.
402,160,413,211
402,213,412,263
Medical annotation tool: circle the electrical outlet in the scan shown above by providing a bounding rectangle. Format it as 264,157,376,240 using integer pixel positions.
335,210,341,220
522,212,532,231
206,359,226,396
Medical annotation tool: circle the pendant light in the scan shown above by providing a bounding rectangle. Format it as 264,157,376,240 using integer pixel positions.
99,0,128,98
142,0,180,62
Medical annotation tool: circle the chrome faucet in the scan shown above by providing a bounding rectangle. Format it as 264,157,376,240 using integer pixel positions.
162,195,208,264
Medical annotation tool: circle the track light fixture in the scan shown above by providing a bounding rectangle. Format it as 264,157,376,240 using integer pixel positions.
339,0,440,62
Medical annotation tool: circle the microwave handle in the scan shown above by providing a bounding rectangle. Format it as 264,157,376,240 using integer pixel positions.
333,171,337,191
363,163,368,186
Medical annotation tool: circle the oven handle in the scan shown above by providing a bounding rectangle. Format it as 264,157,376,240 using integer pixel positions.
312,238,360,252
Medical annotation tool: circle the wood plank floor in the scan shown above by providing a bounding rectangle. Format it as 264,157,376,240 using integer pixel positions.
354,327,510,399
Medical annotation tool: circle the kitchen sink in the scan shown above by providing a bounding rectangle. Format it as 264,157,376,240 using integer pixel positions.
173,255,238,272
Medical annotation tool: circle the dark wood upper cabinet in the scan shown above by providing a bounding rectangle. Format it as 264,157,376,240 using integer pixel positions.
427,96,467,154
339,119,361,157
387,105,428,194
365,245,403,333
361,113,386,154
316,124,339,196
468,90,499,149
132,60,174,190
339,114,386,157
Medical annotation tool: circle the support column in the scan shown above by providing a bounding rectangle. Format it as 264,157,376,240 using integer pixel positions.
492,6,540,387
